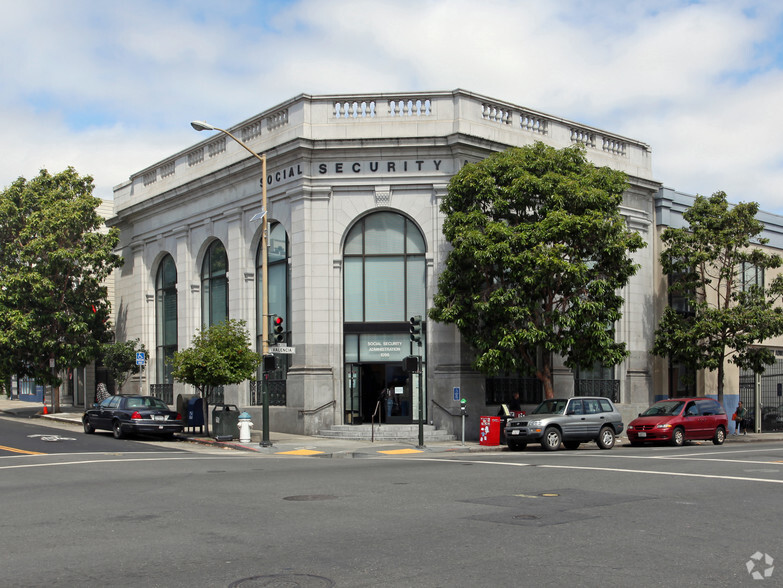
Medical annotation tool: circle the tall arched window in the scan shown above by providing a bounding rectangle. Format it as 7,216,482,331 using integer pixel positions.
343,211,426,323
201,240,228,327
256,223,290,352
255,223,290,406
342,211,426,425
155,255,177,384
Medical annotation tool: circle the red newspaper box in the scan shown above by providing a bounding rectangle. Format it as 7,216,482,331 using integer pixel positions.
479,416,501,446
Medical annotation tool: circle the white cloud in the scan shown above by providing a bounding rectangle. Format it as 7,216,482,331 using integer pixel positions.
1,0,782,211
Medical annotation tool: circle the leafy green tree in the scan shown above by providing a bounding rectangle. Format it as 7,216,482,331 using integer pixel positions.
0,168,122,407
430,142,645,399
102,339,148,392
170,319,261,436
653,191,783,403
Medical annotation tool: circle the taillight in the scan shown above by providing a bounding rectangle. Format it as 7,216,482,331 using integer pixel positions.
131,411,142,420
176,413,182,420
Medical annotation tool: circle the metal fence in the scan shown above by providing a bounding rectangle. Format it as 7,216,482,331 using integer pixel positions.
150,384,173,405
250,379,287,406
575,379,621,403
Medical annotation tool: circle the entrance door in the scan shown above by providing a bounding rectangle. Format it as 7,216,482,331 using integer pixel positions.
348,363,412,424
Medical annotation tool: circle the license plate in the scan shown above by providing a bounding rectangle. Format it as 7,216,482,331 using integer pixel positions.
153,415,165,421
511,430,520,435
638,431,647,438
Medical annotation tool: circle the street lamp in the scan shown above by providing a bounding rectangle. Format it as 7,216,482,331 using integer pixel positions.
191,120,271,446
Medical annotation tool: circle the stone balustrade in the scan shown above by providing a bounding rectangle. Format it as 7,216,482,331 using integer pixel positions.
114,89,651,210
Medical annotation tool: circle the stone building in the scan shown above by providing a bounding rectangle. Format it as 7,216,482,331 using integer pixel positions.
108,89,697,438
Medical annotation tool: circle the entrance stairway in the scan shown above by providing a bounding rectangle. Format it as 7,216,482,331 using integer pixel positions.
319,424,456,442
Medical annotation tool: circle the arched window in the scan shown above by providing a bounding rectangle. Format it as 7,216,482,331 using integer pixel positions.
155,255,177,384
201,240,228,327
256,223,290,351
343,211,426,323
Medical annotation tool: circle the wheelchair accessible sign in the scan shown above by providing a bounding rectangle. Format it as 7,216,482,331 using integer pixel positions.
136,352,146,366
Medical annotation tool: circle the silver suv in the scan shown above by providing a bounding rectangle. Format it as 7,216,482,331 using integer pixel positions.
504,396,624,451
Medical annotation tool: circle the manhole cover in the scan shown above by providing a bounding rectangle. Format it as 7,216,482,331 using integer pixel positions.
229,573,335,587
282,495,338,502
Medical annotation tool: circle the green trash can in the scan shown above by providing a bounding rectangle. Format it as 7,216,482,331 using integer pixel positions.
212,404,240,440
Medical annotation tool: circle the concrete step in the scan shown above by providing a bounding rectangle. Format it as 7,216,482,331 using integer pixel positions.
318,424,455,442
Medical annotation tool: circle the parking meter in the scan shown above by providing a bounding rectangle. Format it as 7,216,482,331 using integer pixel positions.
460,398,468,445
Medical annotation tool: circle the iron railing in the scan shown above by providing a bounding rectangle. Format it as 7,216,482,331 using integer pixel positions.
150,384,173,404
575,379,620,403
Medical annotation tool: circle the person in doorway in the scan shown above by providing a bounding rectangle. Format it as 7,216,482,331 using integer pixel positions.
384,386,394,421
735,400,748,435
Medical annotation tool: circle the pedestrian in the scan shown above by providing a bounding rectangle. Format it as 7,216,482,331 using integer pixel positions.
95,382,110,404
734,400,748,435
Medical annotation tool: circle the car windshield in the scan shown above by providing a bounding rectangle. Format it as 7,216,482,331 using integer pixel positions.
641,401,684,416
532,400,567,415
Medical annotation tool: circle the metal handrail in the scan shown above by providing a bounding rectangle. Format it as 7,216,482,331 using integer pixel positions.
431,398,460,417
297,400,336,416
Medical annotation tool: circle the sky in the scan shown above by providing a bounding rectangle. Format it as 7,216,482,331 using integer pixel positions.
2,0,783,214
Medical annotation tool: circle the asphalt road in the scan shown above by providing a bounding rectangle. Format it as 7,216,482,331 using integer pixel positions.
1,417,781,587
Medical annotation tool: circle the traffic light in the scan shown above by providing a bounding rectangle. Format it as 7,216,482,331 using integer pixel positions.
409,315,422,344
272,316,285,344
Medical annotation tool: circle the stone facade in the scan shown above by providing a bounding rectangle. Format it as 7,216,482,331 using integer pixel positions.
109,90,663,437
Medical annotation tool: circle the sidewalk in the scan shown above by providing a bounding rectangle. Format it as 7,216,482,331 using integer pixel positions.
2,396,781,457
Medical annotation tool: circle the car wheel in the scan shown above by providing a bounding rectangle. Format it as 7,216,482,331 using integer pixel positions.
597,427,616,450
712,426,726,445
670,427,685,447
112,420,124,440
83,418,95,434
541,427,562,451
563,441,580,450
508,441,527,451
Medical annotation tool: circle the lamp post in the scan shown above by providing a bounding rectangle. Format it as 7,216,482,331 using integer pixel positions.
191,120,271,446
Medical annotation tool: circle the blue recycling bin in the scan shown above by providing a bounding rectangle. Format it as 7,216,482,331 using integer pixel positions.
177,394,204,433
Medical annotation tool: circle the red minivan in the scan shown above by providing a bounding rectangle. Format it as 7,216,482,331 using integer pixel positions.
626,397,729,446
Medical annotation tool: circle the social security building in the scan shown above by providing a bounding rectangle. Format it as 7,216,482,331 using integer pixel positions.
109,89,668,438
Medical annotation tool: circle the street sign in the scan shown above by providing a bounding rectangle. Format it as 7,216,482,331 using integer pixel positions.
269,346,295,354
136,352,146,366
453,387,460,401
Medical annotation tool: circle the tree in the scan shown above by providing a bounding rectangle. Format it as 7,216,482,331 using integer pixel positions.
652,191,783,403
170,319,261,436
102,339,148,392
0,168,123,407
429,142,645,399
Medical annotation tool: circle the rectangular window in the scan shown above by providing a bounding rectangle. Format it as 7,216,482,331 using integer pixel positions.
365,256,404,322
739,262,763,292
344,257,364,322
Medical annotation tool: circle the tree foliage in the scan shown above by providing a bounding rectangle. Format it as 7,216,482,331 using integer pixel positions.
0,168,122,387
430,142,645,398
102,339,148,392
652,191,783,401
170,319,260,435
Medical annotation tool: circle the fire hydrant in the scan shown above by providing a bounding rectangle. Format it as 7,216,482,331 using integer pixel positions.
237,411,253,443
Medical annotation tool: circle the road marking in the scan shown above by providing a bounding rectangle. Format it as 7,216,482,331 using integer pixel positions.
396,457,783,485
0,455,256,470
276,449,324,456
0,444,45,455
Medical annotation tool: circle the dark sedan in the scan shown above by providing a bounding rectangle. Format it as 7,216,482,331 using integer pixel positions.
83,395,184,439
